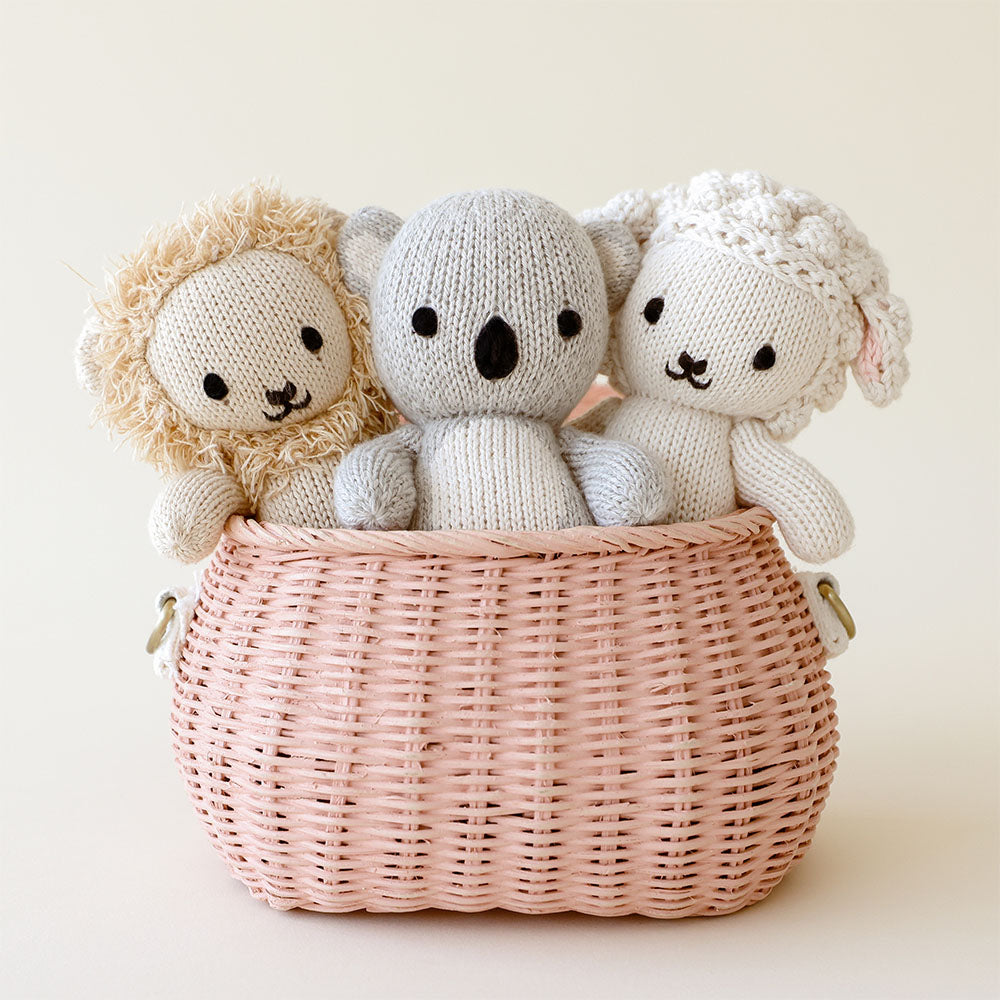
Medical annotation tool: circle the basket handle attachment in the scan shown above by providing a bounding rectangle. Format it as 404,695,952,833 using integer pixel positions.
145,584,199,677
795,571,854,659
818,579,856,640
146,596,176,654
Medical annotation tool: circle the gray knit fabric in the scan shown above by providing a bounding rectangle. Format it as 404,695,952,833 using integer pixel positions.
334,189,670,532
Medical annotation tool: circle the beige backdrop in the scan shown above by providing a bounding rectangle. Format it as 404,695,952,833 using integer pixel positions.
2,1,997,997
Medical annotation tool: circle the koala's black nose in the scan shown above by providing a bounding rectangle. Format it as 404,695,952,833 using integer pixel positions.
265,381,297,406
475,316,519,380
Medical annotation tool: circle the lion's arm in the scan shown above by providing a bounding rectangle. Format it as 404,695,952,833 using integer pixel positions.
148,468,251,562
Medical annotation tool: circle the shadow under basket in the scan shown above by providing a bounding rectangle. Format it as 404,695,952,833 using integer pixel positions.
171,507,838,918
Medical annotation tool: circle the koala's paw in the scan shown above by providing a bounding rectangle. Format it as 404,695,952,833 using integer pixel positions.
582,442,672,528
334,440,417,531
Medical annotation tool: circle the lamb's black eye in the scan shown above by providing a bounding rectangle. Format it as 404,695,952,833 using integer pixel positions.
643,297,664,324
412,306,438,337
557,309,582,338
752,345,776,371
301,326,323,352
203,373,228,400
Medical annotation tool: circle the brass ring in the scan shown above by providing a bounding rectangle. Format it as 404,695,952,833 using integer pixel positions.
146,596,177,655
818,580,856,640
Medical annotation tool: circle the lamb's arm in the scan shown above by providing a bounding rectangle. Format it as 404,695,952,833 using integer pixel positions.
148,468,251,563
730,419,854,563
333,425,419,530
558,426,671,527
568,395,622,434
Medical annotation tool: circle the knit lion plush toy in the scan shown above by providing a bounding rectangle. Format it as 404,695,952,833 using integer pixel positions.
577,171,911,563
76,183,396,562
333,188,670,532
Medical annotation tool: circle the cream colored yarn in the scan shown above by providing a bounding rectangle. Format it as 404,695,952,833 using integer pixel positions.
334,189,669,532
578,171,910,562
587,171,911,435
76,183,396,561
147,249,352,432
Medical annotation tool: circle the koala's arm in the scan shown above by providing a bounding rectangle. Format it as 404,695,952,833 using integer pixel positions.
558,426,672,527
568,395,622,435
148,468,251,563
731,419,854,563
334,425,420,530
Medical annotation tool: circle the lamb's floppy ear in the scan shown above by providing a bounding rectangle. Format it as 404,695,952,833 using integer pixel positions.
851,292,911,405
75,314,105,396
337,206,403,299
583,219,640,312
580,189,658,246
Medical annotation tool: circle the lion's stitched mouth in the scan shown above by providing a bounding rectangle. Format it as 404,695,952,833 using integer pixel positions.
666,351,712,391
262,381,312,422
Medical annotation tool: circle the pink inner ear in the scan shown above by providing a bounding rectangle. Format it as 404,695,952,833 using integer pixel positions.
568,380,620,422
855,316,884,383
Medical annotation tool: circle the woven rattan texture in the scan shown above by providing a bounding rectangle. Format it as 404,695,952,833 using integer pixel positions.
172,508,838,917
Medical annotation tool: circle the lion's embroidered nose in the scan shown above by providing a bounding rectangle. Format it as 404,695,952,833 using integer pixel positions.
265,381,297,406
474,316,519,381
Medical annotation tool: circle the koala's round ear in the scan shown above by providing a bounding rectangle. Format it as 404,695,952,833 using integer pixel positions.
583,219,640,311
337,206,404,299
75,313,105,396
851,292,911,405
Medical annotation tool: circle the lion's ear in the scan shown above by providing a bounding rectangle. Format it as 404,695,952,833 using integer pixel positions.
75,314,105,396
337,206,403,299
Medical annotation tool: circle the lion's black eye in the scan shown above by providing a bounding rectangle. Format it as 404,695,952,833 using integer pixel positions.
301,326,323,352
557,309,582,338
412,307,438,337
203,373,228,400
643,297,664,324
752,345,776,371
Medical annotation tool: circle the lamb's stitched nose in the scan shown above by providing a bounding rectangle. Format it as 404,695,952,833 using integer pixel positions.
678,352,708,376
474,316,519,380
265,381,296,406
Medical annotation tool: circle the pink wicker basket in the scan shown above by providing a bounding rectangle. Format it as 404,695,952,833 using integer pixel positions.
171,507,838,917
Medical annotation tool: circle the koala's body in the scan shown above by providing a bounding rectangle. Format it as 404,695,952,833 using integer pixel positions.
578,172,911,563
405,417,591,531
76,185,395,562
334,188,670,533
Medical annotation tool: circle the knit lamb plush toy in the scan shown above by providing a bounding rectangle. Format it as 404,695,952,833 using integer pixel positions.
333,188,671,532
76,183,395,562
577,171,911,563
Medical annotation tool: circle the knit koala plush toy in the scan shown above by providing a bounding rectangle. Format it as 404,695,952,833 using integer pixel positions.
578,171,911,562
333,188,670,532
76,183,395,562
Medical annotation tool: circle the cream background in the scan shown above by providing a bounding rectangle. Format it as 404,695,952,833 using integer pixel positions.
2,1,997,997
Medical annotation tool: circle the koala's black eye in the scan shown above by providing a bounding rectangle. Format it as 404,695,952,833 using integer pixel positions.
752,345,777,371
203,373,228,400
643,297,664,324
301,326,323,352
412,307,438,337
557,309,582,338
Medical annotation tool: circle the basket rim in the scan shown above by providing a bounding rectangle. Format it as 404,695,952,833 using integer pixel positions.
222,507,775,558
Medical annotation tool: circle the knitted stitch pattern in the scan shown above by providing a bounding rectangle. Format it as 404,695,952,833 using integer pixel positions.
584,170,911,437
77,184,395,507
577,171,910,561
76,183,396,559
334,189,669,532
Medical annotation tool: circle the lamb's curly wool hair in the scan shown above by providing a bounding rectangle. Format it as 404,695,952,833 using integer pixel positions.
78,184,396,508
584,171,911,439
